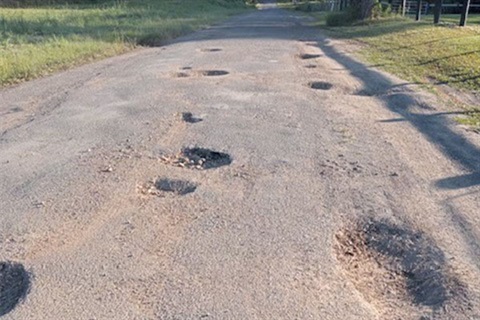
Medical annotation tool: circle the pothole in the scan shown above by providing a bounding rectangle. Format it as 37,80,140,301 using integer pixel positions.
181,112,202,124
160,147,232,170
309,81,333,90
354,89,376,97
10,107,23,113
155,178,197,195
0,261,30,317
298,53,321,60
200,48,222,52
181,67,192,70
197,70,229,77
305,64,317,69
335,218,470,318
174,72,190,78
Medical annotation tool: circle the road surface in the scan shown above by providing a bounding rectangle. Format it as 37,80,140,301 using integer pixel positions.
1,4,479,320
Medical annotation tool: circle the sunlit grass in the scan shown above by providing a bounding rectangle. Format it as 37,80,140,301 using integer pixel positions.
307,12,480,92
304,11,480,128
0,0,247,85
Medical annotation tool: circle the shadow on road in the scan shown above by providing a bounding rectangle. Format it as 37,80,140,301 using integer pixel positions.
315,39,480,190
175,6,480,190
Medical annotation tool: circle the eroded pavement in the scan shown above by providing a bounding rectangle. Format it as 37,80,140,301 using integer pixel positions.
1,5,480,320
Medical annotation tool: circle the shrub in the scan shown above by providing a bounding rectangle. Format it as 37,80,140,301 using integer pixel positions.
372,1,393,19
326,0,393,26
326,9,359,26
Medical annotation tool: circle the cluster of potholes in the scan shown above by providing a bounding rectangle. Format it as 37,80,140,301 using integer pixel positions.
335,218,470,317
7,63,230,315
298,52,334,91
148,110,232,196
174,49,228,79
1,47,232,316
152,149,231,196
144,145,232,197
153,47,233,196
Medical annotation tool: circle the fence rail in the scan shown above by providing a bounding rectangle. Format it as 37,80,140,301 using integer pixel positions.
381,1,480,15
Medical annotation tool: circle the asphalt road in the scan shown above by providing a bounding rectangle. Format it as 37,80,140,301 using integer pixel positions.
1,4,480,320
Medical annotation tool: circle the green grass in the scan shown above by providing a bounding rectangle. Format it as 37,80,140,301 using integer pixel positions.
456,110,480,129
323,18,480,91
0,0,248,86
305,11,480,128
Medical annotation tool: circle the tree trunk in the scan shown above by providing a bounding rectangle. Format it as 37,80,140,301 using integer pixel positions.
434,0,442,24
354,0,374,20
459,0,471,26
415,0,422,21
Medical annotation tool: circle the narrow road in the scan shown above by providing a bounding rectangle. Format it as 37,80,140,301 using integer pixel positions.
1,5,479,320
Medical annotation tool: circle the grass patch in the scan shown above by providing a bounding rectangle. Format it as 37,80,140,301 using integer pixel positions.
307,12,480,129
0,0,248,86
456,109,480,130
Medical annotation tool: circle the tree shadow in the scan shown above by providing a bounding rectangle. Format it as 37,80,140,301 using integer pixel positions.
322,19,431,40
377,36,462,53
436,172,480,189
416,50,480,66
171,7,480,191
314,39,480,190
0,261,31,317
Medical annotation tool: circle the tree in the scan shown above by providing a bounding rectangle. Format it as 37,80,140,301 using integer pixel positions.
352,0,375,20
415,0,422,21
459,0,471,26
433,0,442,24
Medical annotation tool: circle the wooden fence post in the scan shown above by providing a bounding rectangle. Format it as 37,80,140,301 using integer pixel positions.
415,0,422,20
433,0,442,24
459,0,471,26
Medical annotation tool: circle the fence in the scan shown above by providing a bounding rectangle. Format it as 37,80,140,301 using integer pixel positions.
381,1,480,15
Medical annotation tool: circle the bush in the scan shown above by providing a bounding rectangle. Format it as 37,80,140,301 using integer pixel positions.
326,10,359,26
326,1,393,26
372,1,393,19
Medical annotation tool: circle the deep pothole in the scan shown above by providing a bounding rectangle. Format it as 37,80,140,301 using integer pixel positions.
335,218,470,316
160,147,232,170
309,81,333,90
155,178,197,195
181,112,202,124
0,261,30,317
298,53,321,60
197,70,229,77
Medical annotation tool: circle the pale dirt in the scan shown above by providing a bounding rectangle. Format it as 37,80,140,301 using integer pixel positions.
0,3,479,319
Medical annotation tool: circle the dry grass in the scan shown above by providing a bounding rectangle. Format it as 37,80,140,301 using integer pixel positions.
0,0,247,86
